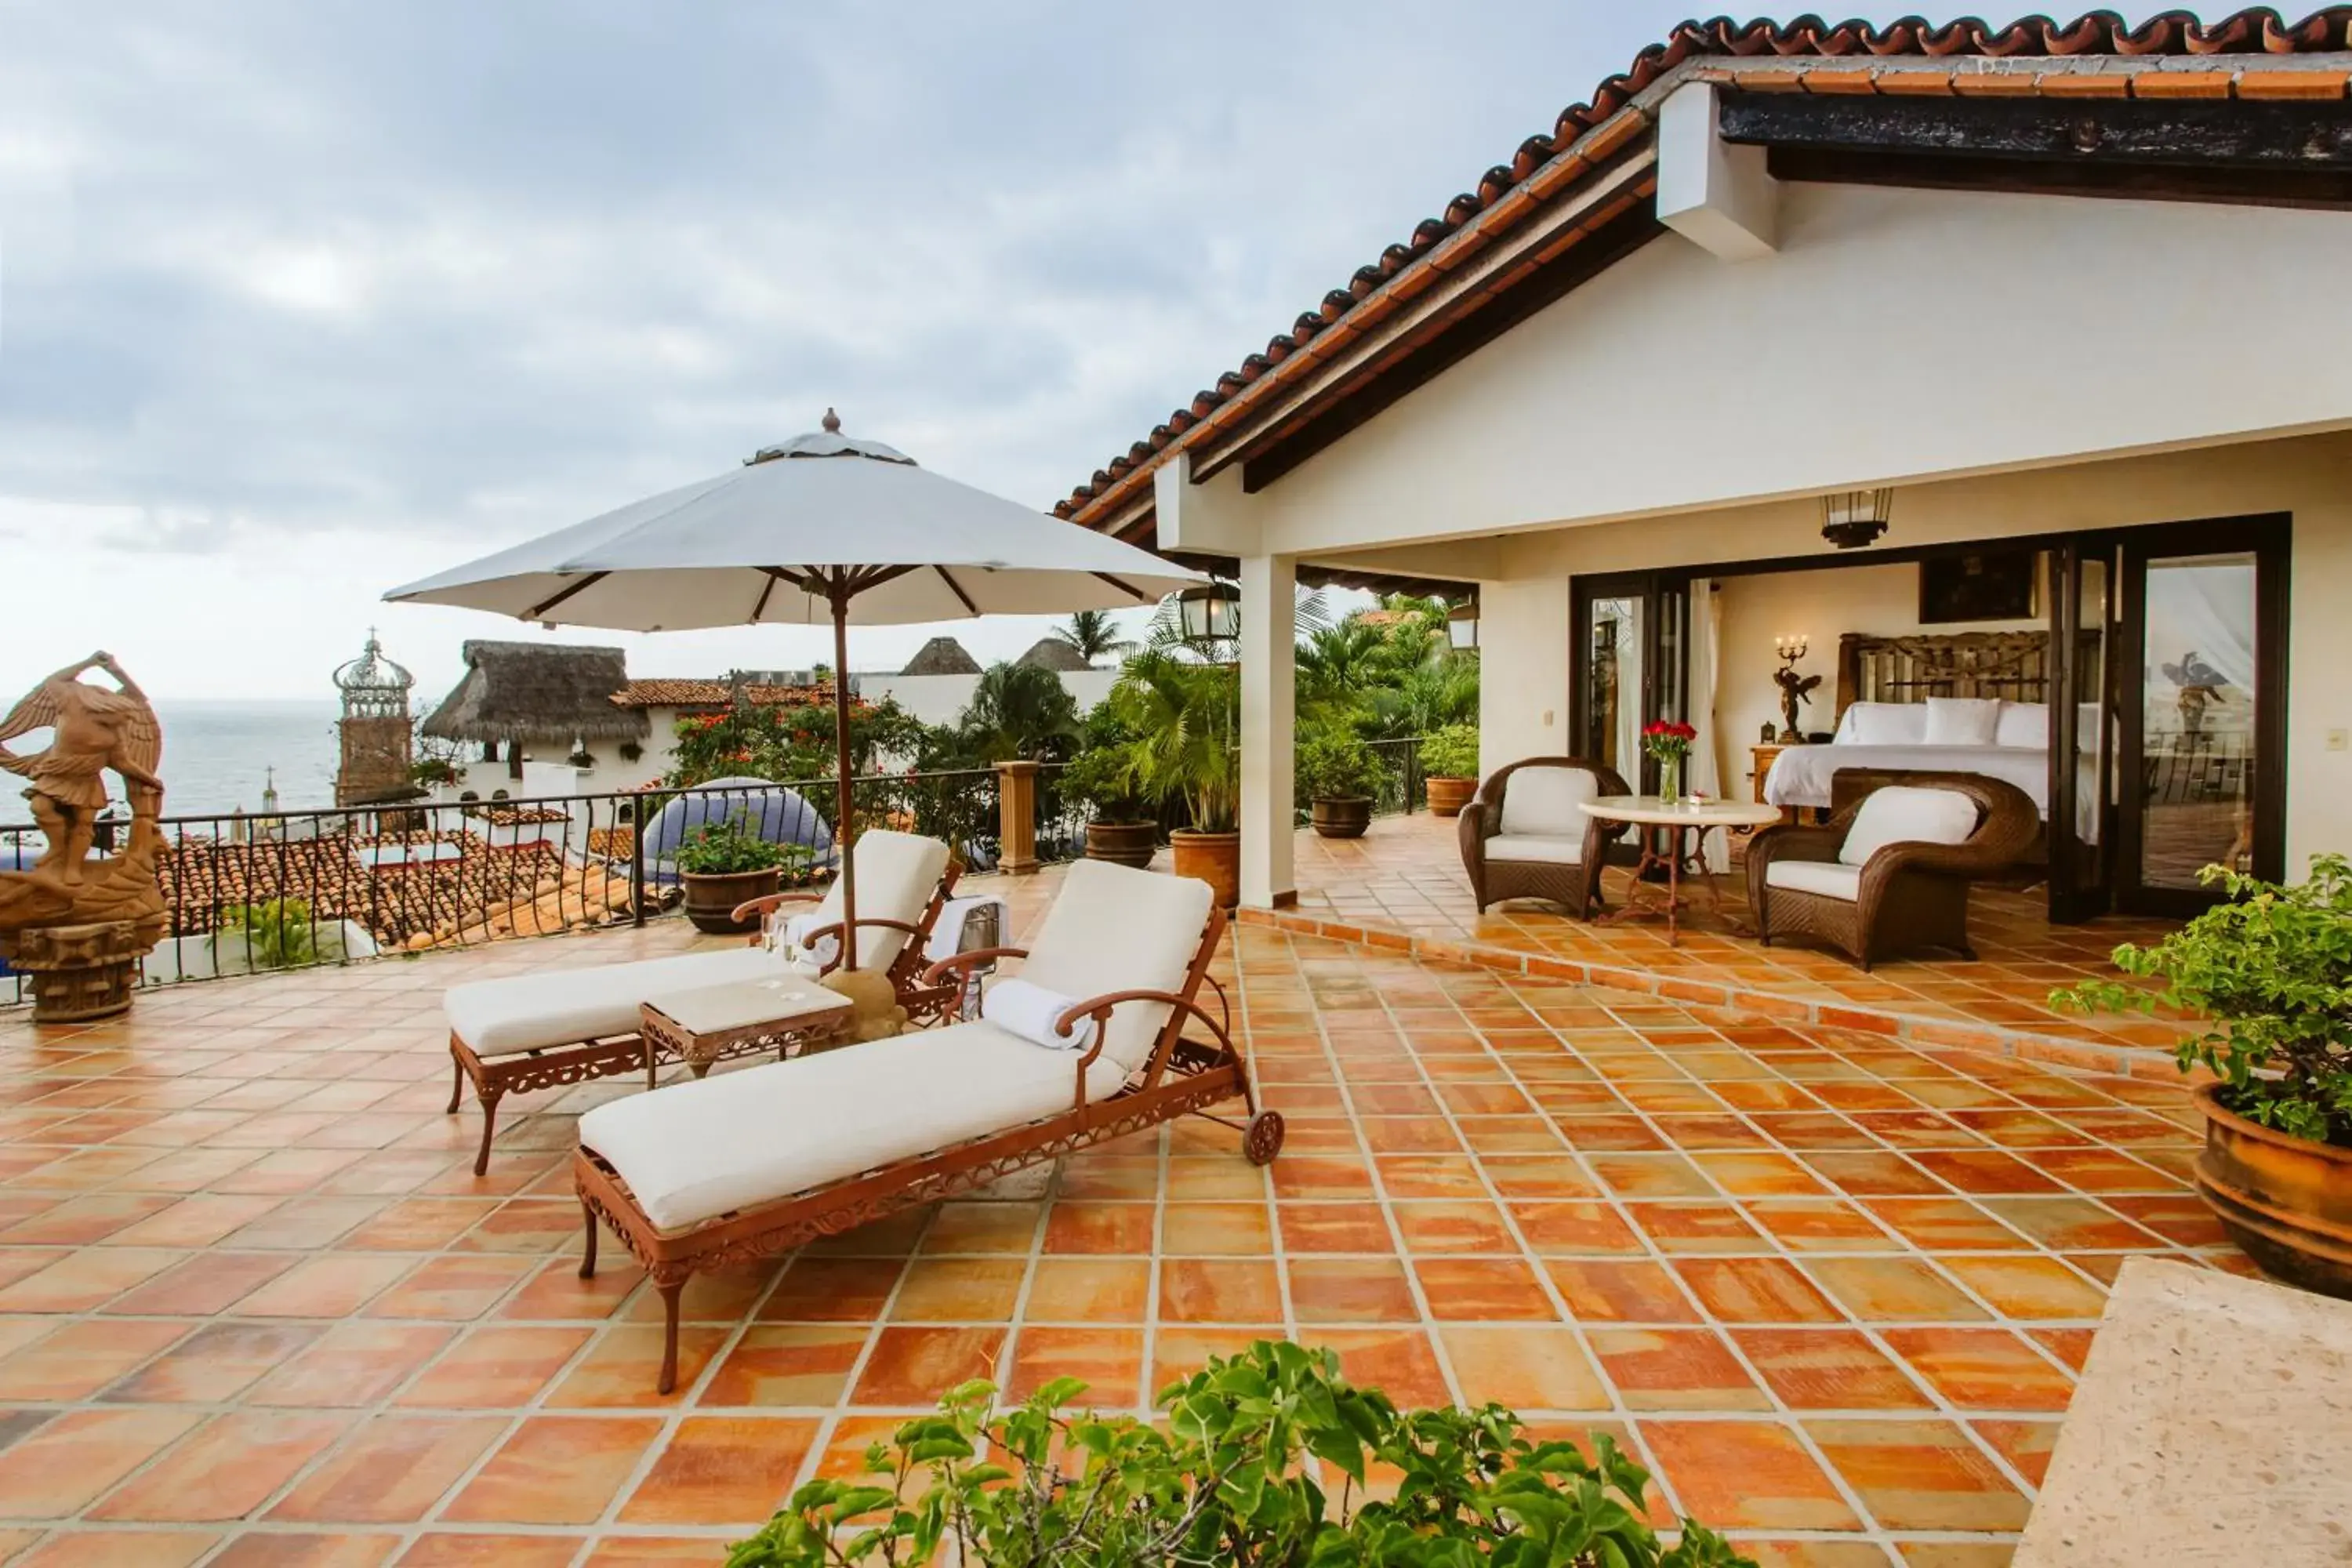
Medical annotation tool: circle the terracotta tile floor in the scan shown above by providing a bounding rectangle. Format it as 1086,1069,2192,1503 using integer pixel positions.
0,866,2239,1564
1290,815,2198,1061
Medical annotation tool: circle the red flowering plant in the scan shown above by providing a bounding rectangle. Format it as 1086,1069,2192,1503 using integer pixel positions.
666,698,935,788
1639,720,1697,765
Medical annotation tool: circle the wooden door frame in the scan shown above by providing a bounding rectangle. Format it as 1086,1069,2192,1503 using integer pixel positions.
1569,568,1693,793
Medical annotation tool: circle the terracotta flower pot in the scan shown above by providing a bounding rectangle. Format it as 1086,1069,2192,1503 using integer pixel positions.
680,867,781,936
1426,775,1476,818
1086,819,1158,870
1311,797,1373,839
1171,829,1241,910
2193,1083,2352,1300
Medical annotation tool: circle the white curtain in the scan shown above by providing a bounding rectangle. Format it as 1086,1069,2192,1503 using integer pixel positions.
1688,579,1727,871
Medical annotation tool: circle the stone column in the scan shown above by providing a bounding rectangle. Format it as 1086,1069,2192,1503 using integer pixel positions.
1239,553,1298,909
995,759,1042,876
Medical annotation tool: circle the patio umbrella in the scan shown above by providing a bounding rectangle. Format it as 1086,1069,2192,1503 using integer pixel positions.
386,412,1203,969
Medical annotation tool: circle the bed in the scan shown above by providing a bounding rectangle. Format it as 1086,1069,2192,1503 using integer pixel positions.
1761,630,2099,843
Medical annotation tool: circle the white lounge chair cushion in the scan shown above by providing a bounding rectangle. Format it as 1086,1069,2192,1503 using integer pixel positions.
579,858,1214,1232
580,1021,1127,1232
1483,833,1584,866
1011,858,1214,1075
1764,860,1864,902
775,829,950,973
1499,766,1599,838
447,946,789,1058
1838,786,1981,867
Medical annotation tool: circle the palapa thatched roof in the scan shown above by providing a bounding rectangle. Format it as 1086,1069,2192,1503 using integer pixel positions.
1014,637,1093,673
899,637,982,677
422,641,648,745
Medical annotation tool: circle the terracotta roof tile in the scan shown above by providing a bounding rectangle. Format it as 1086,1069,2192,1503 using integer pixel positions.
1053,7,2352,534
609,680,832,710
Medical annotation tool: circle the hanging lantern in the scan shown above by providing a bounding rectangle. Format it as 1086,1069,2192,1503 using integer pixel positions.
1446,597,1479,652
1176,579,1242,644
1820,488,1893,550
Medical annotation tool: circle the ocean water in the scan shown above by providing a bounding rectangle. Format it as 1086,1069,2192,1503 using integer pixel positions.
149,701,343,818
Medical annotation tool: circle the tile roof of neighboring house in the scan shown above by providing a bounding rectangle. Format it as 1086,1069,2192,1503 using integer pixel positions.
609,680,832,710
159,835,575,947
1051,7,2352,539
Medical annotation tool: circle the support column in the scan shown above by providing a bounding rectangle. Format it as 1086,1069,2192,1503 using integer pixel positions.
1238,553,1297,909
995,760,1040,875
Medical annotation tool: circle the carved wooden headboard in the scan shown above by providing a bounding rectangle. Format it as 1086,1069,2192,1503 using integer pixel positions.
1835,631,2054,715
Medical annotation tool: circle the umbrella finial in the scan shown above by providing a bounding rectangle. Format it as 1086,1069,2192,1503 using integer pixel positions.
821,408,841,434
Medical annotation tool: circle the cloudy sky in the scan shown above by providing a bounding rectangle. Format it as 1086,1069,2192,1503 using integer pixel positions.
2,2,2195,702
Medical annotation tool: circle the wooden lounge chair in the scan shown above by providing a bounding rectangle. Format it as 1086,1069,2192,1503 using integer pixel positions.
572,858,1282,1392
442,829,956,1174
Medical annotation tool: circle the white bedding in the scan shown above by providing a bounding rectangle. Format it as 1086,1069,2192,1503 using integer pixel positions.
1763,743,2097,841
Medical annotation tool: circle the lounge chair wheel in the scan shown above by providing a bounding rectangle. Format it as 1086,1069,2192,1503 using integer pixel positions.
1243,1110,1285,1167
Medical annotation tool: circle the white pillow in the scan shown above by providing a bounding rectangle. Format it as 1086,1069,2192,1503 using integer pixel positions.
1922,697,2002,747
1500,765,1599,838
1838,786,1982,867
1993,702,2048,749
1836,702,1928,746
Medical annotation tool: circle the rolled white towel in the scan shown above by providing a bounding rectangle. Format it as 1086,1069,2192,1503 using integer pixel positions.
982,976,1099,1054
780,910,841,971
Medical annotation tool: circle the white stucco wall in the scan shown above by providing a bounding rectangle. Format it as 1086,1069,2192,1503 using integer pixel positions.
1236,182,2352,555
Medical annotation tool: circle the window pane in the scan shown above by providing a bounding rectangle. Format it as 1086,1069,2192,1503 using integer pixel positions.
2140,554,2256,890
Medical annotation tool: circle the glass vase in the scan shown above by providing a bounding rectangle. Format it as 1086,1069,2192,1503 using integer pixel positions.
1658,754,1682,806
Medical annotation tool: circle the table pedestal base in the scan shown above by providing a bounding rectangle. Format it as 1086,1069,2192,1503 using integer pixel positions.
1592,823,1747,946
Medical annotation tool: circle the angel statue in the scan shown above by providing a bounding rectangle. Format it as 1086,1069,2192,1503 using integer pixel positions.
0,652,164,895
2161,649,2230,742
1773,663,1823,742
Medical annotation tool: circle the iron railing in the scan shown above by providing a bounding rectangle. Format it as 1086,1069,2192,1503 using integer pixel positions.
4,742,1438,1005
1,768,1035,1002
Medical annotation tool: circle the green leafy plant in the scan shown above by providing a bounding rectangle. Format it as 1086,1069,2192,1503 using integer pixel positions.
671,815,812,877
1062,742,1153,826
216,898,320,971
1053,608,1138,666
949,663,1083,764
726,1341,1751,1568
2052,855,2352,1146
1109,650,1239,834
1417,724,1481,782
1295,725,1386,804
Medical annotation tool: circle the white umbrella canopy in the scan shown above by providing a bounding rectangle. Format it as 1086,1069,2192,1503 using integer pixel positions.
386,416,1199,630
386,412,1203,973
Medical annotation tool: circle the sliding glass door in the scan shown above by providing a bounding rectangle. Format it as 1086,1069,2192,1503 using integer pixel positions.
2047,542,2117,923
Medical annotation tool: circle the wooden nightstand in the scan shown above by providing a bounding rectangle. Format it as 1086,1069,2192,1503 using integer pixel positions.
1747,742,1801,827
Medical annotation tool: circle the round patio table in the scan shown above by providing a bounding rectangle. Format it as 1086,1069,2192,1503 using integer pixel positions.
1579,795,1783,947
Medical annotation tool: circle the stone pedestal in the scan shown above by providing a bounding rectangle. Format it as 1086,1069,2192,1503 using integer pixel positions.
0,920,151,1024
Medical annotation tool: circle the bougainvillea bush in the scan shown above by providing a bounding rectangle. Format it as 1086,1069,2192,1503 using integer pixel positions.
666,698,931,788
726,1342,1754,1568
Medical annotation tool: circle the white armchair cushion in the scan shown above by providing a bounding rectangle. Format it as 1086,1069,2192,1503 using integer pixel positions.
1764,861,1864,902
1835,702,1929,745
1923,697,2002,747
1838,786,1981,867
1016,859,1214,1074
771,829,949,973
447,946,788,1058
1994,701,2049,749
1484,833,1584,866
1499,766,1599,838
579,1021,1126,1232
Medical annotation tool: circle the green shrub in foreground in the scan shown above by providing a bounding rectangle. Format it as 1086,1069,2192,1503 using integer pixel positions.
727,1341,1754,1568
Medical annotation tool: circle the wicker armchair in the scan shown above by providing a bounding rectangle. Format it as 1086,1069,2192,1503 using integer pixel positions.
1745,771,2038,970
1459,757,1633,916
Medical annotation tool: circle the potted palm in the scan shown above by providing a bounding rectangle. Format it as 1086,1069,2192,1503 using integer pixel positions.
1419,724,1481,818
1063,742,1156,869
1114,651,1240,908
672,815,811,935
2053,855,2352,1298
1298,724,1385,839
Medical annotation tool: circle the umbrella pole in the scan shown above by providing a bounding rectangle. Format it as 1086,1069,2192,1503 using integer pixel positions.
829,586,859,971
